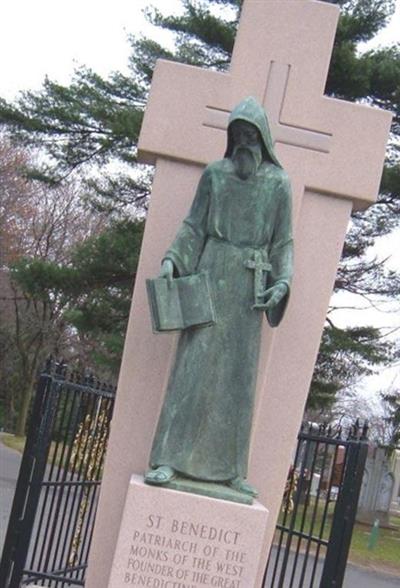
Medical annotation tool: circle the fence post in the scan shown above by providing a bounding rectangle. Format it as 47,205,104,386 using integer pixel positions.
319,438,368,587
0,369,57,588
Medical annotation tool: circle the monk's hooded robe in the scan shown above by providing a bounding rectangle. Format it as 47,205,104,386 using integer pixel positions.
150,97,293,482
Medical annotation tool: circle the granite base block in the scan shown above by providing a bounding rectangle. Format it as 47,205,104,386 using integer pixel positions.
109,474,269,588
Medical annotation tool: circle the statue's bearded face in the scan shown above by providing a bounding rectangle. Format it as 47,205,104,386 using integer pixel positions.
230,120,262,180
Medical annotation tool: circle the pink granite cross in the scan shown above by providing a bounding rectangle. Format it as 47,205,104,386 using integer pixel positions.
87,3,392,587
139,0,391,209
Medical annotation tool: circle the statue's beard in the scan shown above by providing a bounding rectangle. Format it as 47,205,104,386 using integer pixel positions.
232,145,262,180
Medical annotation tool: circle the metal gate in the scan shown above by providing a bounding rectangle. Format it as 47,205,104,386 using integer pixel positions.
264,421,369,587
1,364,368,588
0,360,116,588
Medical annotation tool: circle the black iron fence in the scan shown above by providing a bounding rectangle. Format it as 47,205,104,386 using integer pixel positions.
0,360,116,588
264,421,369,587
1,359,368,588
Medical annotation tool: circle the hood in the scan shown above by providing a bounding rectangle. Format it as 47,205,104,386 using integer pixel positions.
224,96,281,168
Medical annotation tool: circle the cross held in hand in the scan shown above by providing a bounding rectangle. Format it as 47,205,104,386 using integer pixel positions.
245,251,272,306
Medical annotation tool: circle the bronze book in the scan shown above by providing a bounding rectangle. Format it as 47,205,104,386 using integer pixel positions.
146,272,216,332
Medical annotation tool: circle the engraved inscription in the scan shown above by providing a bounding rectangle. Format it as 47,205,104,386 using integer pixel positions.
122,513,248,587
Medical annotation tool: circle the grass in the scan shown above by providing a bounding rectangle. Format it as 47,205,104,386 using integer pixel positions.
0,433,26,453
348,513,400,575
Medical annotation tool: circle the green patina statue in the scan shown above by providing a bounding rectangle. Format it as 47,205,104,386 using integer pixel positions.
145,96,293,502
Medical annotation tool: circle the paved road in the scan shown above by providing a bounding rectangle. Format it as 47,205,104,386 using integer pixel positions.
0,437,22,551
266,545,400,587
1,439,399,586
344,562,399,587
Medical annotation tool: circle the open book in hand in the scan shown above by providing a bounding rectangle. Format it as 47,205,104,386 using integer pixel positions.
146,271,216,332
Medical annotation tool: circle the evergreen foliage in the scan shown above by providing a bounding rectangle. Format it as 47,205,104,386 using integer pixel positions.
10,219,143,376
0,0,399,408
310,323,396,410
62,219,143,371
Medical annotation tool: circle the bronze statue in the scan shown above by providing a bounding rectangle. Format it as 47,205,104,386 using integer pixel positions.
145,97,293,499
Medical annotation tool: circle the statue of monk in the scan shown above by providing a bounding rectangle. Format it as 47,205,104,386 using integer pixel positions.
145,96,293,498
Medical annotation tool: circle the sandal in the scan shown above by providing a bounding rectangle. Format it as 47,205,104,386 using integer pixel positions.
145,465,176,485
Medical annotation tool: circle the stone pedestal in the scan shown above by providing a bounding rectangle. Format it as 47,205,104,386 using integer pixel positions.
109,475,269,588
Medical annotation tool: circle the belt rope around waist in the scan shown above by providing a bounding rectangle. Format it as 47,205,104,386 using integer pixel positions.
208,234,268,254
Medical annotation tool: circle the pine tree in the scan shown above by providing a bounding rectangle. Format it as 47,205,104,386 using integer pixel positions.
61,219,144,373
0,0,399,407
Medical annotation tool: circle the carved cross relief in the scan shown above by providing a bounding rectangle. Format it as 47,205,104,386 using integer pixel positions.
203,62,332,155
138,0,391,209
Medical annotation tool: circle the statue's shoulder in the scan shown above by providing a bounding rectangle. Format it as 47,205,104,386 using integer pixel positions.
204,158,232,176
261,164,291,195
260,162,286,179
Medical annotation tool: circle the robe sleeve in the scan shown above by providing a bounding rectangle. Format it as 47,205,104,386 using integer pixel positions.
163,166,211,276
266,172,294,327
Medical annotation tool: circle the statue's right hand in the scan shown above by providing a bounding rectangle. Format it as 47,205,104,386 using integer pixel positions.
159,259,174,286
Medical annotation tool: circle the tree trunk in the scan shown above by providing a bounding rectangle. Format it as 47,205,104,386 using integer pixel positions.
15,382,32,437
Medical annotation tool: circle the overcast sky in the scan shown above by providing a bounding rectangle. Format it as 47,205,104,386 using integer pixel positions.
0,0,398,100
0,0,184,101
1,0,399,396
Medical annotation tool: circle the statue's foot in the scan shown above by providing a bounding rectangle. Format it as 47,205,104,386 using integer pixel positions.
228,477,258,497
145,465,176,485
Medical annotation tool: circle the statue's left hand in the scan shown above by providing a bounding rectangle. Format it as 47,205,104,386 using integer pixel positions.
253,283,288,310
159,259,174,286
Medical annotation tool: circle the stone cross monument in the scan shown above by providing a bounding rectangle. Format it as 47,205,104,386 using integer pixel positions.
86,2,392,587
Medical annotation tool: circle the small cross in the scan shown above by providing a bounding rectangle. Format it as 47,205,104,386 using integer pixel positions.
245,251,272,307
